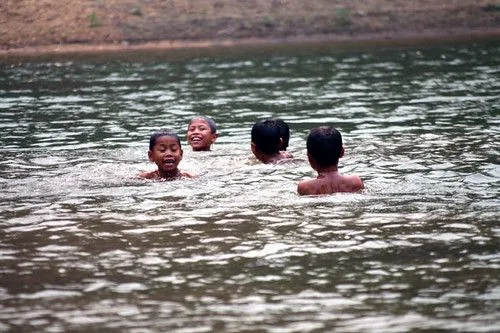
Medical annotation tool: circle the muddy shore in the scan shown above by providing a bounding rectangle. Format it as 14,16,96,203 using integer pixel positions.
1,0,500,60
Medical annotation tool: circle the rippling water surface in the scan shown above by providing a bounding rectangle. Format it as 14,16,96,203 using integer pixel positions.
0,41,499,332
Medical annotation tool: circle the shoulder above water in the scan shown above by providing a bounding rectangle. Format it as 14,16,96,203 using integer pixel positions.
138,170,198,181
297,174,364,196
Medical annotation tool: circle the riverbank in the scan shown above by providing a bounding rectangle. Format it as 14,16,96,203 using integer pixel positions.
1,0,500,60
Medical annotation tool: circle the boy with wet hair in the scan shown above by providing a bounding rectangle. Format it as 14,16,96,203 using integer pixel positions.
139,130,196,180
251,119,293,164
186,116,218,151
298,126,364,195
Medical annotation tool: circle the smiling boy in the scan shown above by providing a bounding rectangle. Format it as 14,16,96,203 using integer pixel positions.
186,116,218,151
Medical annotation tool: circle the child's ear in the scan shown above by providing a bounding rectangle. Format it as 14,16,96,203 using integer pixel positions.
211,133,218,143
340,146,345,158
251,142,257,155
180,148,183,159
307,152,317,170
148,150,154,162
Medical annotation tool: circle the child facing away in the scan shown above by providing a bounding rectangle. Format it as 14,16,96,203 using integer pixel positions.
297,126,364,195
274,118,293,158
138,130,196,180
186,116,218,151
251,119,293,164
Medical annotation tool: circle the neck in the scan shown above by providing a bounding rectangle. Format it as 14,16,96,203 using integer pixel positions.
158,168,181,179
316,165,339,176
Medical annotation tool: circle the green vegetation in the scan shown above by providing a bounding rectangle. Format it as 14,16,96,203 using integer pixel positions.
482,4,500,12
261,16,275,29
335,7,351,26
200,5,210,16
88,11,102,27
129,7,142,16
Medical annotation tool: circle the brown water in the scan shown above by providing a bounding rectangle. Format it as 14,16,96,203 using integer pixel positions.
0,41,499,332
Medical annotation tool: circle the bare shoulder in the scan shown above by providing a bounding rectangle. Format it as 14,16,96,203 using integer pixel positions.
137,170,159,179
181,171,199,179
138,170,197,180
297,178,315,196
298,174,364,195
345,174,364,191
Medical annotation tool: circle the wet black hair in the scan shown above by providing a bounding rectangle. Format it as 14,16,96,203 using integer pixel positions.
149,129,181,150
274,119,290,150
189,116,217,134
306,126,343,167
251,119,281,155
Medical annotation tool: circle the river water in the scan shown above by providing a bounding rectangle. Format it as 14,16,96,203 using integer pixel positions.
0,40,499,332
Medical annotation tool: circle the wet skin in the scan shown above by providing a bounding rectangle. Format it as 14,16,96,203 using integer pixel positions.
187,119,217,151
148,135,183,178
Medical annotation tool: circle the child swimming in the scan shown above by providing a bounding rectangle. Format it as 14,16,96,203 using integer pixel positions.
251,119,293,164
186,116,218,151
273,118,293,158
274,119,290,151
298,126,364,195
139,130,196,180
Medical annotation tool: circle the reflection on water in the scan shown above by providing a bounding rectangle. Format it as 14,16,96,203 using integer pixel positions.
0,41,499,332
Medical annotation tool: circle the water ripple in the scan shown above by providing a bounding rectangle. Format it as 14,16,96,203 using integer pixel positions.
0,41,499,332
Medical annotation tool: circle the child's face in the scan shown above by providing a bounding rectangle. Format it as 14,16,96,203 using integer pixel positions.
148,135,183,173
187,119,216,151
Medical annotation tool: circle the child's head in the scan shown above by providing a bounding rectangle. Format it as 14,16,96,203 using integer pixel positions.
251,119,281,158
306,126,344,169
148,130,183,175
186,116,218,151
274,119,290,151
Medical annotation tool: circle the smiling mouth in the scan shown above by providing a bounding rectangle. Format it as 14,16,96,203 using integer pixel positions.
190,137,203,143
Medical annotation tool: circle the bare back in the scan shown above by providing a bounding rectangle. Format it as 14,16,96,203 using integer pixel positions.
298,172,364,195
